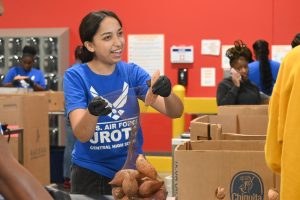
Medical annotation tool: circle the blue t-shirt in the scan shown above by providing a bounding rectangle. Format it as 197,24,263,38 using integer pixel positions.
63,61,150,179
248,60,280,95
3,66,46,89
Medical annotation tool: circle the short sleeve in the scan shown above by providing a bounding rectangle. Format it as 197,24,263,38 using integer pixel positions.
2,67,16,84
63,69,88,116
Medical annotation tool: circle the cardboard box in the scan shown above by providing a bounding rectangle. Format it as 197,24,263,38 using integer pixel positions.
190,115,236,140
218,105,268,116
190,114,268,140
5,134,21,162
174,140,277,200
220,133,266,140
42,91,65,112
0,87,33,94
0,93,50,185
0,89,64,112
190,105,269,140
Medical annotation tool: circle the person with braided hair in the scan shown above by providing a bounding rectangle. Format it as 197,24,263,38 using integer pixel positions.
248,40,280,96
63,10,183,196
216,40,261,106
2,45,46,91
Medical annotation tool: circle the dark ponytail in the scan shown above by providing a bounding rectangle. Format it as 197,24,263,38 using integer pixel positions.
253,40,273,95
77,45,94,63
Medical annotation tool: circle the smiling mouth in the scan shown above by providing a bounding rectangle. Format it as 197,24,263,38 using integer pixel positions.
111,49,122,53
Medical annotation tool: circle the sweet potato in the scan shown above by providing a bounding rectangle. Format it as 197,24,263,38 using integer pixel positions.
144,70,160,106
122,172,139,197
126,169,142,179
136,154,157,180
153,187,168,200
121,196,129,200
109,169,128,186
112,187,125,199
138,179,164,197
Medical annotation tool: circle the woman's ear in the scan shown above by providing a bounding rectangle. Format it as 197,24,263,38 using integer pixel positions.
84,41,95,53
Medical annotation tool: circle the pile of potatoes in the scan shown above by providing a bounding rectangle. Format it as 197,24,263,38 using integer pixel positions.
109,154,168,200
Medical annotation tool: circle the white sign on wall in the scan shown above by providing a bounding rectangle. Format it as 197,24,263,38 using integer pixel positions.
221,45,234,69
201,39,221,56
201,67,216,87
170,45,194,63
128,34,164,75
272,45,291,63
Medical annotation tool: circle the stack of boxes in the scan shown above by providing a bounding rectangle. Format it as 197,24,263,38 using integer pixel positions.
174,105,279,200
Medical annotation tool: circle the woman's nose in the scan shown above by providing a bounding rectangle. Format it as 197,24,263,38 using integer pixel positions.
113,36,122,46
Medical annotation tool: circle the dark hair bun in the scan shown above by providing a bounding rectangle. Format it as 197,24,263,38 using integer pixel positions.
226,40,252,64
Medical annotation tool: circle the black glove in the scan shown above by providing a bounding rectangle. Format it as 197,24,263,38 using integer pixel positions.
24,78,35,88
88,96,112,116
12,79,20,87
152,75,171,97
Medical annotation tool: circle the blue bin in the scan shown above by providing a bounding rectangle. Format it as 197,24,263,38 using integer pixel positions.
50,146,65,183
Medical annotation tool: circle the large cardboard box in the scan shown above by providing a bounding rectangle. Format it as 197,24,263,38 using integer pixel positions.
0,93,50,185
174,140,278,200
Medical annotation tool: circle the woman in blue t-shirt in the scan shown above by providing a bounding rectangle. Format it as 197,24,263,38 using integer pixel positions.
2,45,46,91
63,10,183,196
248,40,280,96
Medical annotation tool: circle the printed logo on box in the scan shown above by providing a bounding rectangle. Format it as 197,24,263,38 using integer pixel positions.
230,171,264,200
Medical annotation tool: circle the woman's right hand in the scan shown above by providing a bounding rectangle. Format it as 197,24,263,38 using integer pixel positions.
230,68,241,87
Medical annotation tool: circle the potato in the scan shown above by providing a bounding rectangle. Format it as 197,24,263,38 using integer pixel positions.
138,179,164,197
126,169,141,179
121,196,129,200
122,172,139,197
109,169,128,186
112,187,125,199
153,187,168,200
144,70,160,106
136,154,157,180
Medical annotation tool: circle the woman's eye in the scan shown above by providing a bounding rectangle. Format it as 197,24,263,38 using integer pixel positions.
118,31,124,37
103,35,112,40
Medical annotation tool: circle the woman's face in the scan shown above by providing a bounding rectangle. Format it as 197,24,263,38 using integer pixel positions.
87,16,125,66
232,57,249,81
21,56,34,72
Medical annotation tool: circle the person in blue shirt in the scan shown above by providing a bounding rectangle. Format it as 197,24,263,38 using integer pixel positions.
2,45,46,91
248,40,280,96
63,10,183,196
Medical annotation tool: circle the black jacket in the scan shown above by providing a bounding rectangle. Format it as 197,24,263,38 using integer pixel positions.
217,77,261,106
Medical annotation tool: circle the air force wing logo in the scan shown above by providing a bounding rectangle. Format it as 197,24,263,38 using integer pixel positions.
90,82,129,120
